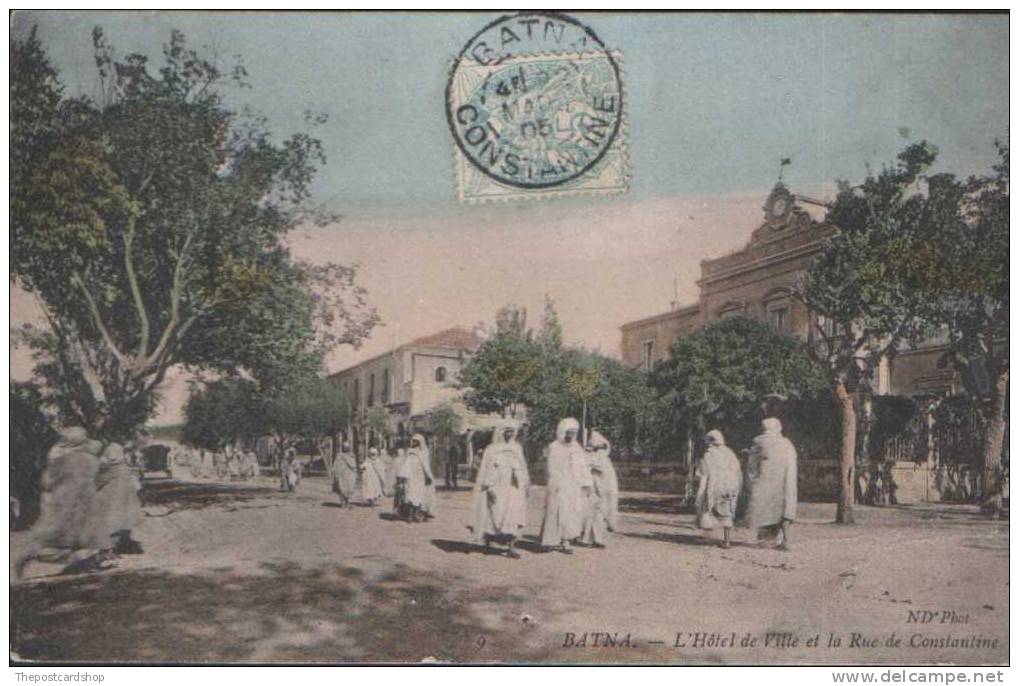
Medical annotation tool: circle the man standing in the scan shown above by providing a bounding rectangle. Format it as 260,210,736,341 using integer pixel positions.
539,417,592,554
444,437,462,489
398,434,436,522
332,441,359,506
581,430,619,548
469,419,530,558
695,430,742,549
745,418,798,551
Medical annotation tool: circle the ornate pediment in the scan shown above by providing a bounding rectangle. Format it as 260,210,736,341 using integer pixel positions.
749,184,815,244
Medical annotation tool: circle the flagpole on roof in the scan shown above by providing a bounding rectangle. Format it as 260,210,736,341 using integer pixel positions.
778,156,792,183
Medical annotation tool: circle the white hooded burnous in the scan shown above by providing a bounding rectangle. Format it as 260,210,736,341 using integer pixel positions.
468,419,530,556
695,429,742,547
397,433,437,520
581,430,619,547
332,442,359,506
361,447,387,505
539,418,592,552
745,418,798,549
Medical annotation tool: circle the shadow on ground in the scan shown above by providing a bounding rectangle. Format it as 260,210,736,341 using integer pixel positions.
11,559,542,663
621,530,726,548
141,480,283,514
618,495,692,516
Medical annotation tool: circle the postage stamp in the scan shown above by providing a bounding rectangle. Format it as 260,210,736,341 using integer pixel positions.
446,12,628,202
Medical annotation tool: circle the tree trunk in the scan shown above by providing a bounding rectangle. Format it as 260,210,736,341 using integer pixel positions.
833,380,857,525
980,368,1009,517
856,390,874,505
581,399,588,446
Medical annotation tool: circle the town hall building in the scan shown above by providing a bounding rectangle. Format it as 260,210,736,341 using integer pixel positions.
620,184,956,397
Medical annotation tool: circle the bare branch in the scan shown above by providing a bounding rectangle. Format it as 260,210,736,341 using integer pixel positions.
123,220,151,358
142,232,195,374
71,271,131,368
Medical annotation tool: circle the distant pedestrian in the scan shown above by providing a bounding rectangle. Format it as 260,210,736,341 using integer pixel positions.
695,430,742,549
396,434,436,522
444,438,462,489
745,418,797,551
332,441,359,507
280,448,301,492
540,418,592,554
361,447,387,506
581,430,618,548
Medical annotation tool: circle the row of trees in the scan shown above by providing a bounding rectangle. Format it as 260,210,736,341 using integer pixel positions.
459,297,655,450
461,300,827,459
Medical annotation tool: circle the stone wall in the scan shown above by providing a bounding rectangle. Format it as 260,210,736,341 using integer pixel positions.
528,457,845,501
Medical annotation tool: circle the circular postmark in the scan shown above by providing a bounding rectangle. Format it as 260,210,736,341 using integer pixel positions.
446,12,623,190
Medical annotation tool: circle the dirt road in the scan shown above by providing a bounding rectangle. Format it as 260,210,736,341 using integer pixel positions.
10,474,1008,664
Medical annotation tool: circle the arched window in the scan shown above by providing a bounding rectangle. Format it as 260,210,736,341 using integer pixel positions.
435,366,447,383
762,287,795,332
716,300,746,320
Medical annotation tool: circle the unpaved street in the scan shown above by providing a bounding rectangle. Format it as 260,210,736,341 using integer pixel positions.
11,474,1008,664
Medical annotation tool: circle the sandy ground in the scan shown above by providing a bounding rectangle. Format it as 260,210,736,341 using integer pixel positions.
10,473,1009,665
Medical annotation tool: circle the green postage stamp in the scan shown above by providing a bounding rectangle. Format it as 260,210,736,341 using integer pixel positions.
446,13,628,202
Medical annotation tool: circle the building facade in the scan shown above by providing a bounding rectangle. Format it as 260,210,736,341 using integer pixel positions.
620,184,955,396
328,327,489,447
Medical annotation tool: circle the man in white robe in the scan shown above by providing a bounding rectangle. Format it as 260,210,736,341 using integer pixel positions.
468,419,530,558
581,430,619,548
361,447,387,506
397,434,436,522
15,427,106,578
280,448,301,492
745,418,798,550
332,441,359,507
540,418,592,554
92,442,144,555
696,429,742,548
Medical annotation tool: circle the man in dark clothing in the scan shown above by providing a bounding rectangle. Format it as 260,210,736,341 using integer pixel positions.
444,439,462,489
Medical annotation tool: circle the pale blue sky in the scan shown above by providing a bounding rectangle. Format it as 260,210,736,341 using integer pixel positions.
14,11,1009,218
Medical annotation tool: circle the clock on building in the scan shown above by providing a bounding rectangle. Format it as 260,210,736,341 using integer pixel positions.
764,185,794,225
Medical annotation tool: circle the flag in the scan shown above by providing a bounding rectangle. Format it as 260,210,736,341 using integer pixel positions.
780,157,792,166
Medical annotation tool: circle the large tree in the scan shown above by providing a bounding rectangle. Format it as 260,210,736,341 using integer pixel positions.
261,377,350,462
180,376,264,453
801,142,939,524
899,143,1009,515
460,304,541,418
11,28,378,441
651,315,827,446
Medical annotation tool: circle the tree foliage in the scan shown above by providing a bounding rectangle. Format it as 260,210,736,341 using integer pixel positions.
460,304,541,417
801,142,944,523
425,402,463,438
888,142,1009,513
462,300,660,452
180,377,263,452
11,27,378,441
262,377,350,456
652,316,827,437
